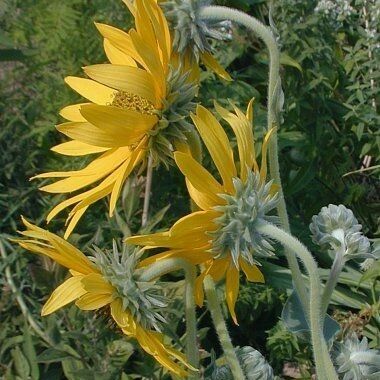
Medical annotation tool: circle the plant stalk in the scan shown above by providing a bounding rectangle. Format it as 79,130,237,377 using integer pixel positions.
203,276,246,380
140,258,199,376
256,220,338,380
142,155,153,227
199,5,308,314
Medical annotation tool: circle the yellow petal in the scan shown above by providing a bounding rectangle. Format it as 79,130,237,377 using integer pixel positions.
186,180,219,211
174,151,223,208
191,106,237,192
225,265,240,325
75,293,114,310
208,258,229,282
80,273,114,294
260,128,276,181
79,104,157,143
214,101,255,181
65,76,115,105
170,210,218,236
83,64,157,105
95,22,142,64
240,259,264,283
103,38,137,66
56,121,139,148
41,276,86,316
64,206,88,240
111,299,136,332
51,140,109,156
201,51,232,81
246,97,255,124
60,103,89,122
18,217,95,274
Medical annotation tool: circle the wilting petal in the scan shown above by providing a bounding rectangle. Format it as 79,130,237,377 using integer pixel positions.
201,51,232,81
225,265,240,325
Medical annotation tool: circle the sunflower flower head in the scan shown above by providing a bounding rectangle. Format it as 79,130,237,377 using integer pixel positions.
34,0,200,237
127,100,278,323
89,242,168,332
15,218,193,377
212,171,278,268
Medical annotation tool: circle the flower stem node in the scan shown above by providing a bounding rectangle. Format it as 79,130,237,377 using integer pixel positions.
310,204,373,262
162,0,232,60
211,171,279,268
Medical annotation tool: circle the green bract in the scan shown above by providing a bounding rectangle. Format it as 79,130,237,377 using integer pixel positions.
211,171,279,269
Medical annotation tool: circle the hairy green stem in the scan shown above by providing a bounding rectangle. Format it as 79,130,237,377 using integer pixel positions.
140,258,199,376
203,276,246,380
199,5,308,314
0,239,54,346
256,220,338,380
321,246,345,319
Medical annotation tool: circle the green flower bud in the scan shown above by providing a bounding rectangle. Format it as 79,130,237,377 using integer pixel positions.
334,334,380,380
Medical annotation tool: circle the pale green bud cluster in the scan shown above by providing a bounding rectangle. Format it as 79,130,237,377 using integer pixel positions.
334,334,380,380
149,65,198,167
212,171,279,268
206,346,274,380
90,242,168,331
161,0,232,60
310,204,372,262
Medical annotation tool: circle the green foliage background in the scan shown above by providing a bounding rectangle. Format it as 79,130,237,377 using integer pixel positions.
0,0,379,379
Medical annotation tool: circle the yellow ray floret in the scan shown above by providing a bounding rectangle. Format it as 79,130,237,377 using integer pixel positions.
14,218,193,377
127,101,275,323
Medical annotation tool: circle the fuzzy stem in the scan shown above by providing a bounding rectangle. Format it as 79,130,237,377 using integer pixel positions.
140,258,199,376
203,276,246,380
256,220,338,380
0,239,53,346
321,244,345,319
142,155,153,227
199,5,309,314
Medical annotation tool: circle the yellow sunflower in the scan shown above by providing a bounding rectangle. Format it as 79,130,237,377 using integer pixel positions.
127,101,279,324
15,217,193,377
34,0,198,238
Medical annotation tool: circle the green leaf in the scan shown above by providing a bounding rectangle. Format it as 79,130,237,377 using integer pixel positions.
282,290,340,346
280,53,303,73
62,358,86,380
11,346,30,379
22,326,40,380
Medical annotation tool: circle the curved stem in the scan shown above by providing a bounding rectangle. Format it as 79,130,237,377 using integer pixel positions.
321,247,345,319
0,239,54,346
203,276,245,380
142,155,153,227
140,258,199,376
199,5,308,313
256,220,338,380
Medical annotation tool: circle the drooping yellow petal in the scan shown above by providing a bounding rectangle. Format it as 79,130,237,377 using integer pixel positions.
111,299,136,332
51,140,109,156
18,218,95,274
174,151,223,208
191,106,236,193
260,128,275,181
41,276,86,316
246,97,255,124
60,103,89,122
79,104,157,142
65,77,116,105
225,265,240,325
185,180,217,211
83,64,157,106
80,273,115,294
75,293,114,310
64,206,88,240
201,51,232,81
240,259,264,283
103,38,137,66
